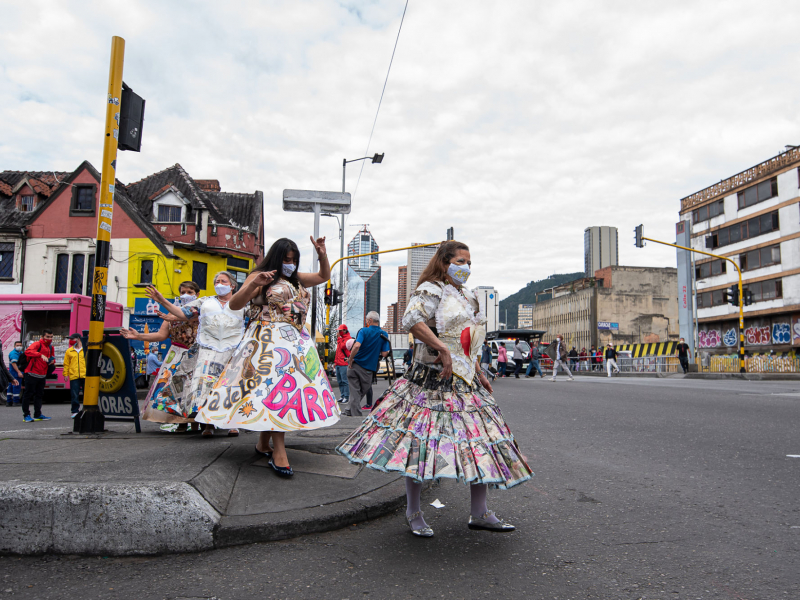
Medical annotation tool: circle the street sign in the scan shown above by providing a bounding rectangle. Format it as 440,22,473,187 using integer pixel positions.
598,322,619,331
283,190,351,214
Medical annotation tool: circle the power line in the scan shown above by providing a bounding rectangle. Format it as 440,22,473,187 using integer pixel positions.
352,0,409,200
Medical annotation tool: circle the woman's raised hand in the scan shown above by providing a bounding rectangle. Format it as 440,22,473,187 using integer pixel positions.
145,285,166,304
155,310,178,322
119,328,139,341
310,236,327,258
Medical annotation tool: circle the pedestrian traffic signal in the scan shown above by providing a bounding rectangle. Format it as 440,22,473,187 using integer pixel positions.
119,82,145,152
743,289,753,306
324,287,343,306
725,284,740,307
634,224,644,248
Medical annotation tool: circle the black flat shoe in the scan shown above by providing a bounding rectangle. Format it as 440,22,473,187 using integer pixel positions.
269,458,294,477
255,445,273,459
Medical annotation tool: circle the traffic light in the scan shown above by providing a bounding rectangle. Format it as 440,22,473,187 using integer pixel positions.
324,287,343,306
725,285,740,307
118,82,145,152
744,289,753,306
634,224,643,248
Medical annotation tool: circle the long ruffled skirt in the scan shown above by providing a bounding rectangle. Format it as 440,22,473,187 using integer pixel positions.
336,364,533,489
140,344,194,423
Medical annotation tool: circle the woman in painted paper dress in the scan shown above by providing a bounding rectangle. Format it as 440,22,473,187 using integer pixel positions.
146,271,245,437
196,237,338,478
120,281,200,431
337,241,532,537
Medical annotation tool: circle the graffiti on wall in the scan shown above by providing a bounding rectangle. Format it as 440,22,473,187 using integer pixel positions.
792,316,800,346
722,328,737,347
698,329,721,348
772,322,791,345
745,325,771,345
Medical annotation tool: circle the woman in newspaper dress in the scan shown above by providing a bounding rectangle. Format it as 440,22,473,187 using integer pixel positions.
146,271,245,437
337,241,532,537
120,281,200,429
196,237,338,477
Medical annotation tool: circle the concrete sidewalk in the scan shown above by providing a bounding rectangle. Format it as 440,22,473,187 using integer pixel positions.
0,383,404,556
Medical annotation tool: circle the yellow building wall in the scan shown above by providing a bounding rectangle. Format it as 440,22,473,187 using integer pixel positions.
126,239,254,308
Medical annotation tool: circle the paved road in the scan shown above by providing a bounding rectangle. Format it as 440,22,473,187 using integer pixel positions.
1,377,798,599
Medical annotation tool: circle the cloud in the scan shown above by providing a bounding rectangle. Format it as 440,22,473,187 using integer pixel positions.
2,0,800,320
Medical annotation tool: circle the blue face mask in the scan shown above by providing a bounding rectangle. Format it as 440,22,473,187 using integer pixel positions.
282,263,297,277
447,263,470,285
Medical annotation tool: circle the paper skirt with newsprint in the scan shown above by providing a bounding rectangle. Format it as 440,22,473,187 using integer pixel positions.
194,320,341,431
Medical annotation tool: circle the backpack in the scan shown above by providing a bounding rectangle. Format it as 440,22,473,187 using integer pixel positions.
16,350,29,373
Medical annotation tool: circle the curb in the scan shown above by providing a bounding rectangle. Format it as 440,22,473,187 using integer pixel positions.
214,477,406,548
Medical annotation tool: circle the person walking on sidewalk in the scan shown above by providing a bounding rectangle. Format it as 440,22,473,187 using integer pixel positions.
479,340,494,381
512,339,525,378
605,342,620,377
345,312,391,417
550,335,574,381
579,347,588,371
334,324,352,406
497,342,508,377
338,241,531,538
568,346,578,371
1,340,20,408
62,334,86,418
525,343,544,378
146,351,163,388
5,340,22,407
21,329,54,422
675,338,691,374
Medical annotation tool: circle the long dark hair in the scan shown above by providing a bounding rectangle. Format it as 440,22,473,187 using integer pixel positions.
416,241,470,289
252,238,301,295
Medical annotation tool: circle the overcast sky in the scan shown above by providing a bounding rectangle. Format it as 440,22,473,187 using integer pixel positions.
3,0,800,318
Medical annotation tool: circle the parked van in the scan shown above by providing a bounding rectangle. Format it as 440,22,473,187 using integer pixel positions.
0,294,123,394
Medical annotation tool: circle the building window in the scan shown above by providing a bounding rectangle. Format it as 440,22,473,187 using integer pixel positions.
140,260,153,284
0,243,14,279
692,199,724,224
192,261,207,290
741,245,781,271
707,211,779,249
157,205,182,222
70,184,96,215
231,270,247,288
54,253,69,293
227,256,249,270
19,195,34,212
70,254,85,294
737,177,778,210
86,254,95,294
695,259,727,280
745,278,782,302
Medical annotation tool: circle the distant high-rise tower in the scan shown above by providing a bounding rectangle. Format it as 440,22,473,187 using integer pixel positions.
396,265,408,331
346,226,381,329
584,226,619,277
406,243,438,300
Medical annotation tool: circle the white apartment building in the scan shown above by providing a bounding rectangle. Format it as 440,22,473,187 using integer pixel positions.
680,147,800,353
474,286,500,332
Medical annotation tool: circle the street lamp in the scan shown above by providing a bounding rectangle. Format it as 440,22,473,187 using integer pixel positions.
339,153,384,325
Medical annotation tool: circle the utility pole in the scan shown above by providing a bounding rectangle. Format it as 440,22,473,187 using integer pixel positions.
80,36,125,433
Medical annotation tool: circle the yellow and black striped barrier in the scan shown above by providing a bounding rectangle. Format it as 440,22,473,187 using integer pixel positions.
615,341,678,358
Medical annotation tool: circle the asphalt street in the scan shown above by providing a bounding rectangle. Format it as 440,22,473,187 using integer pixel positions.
1,376,798,600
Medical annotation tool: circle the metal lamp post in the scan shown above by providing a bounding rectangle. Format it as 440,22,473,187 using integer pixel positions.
340,153,384,324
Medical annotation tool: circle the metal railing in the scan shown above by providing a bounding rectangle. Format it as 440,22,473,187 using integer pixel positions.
702,355,800,373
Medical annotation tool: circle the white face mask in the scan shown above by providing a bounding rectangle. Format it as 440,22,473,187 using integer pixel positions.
178,293,196,306
214,284,232,296
447,262,470,285
282,263,297,277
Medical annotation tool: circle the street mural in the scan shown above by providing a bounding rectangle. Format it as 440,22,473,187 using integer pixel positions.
745,325,771,345
698,329,721,348
772,322,791,345
793,316,800,346
722,328,737,347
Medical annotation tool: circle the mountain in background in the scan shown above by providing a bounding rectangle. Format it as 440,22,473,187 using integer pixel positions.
498,272,585,328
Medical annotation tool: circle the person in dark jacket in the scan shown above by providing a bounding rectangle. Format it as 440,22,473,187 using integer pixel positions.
605,342,620,377
334,324,352,405
22,329,55,422
525,344,544,378
568,346,578,371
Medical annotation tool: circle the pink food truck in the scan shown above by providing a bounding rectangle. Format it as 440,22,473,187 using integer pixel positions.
0,294,123,396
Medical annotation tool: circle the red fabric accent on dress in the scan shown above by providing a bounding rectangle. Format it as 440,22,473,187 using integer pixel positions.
460,327,471,356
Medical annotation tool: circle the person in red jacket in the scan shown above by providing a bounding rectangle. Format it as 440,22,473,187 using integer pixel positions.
22,329,55,422
334,324,352,406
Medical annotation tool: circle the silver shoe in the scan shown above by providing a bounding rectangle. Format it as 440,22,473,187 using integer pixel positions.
406,510,434,537
468,510,516,532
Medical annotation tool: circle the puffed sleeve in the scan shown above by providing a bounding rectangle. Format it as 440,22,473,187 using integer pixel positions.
402,282,444,330
180,297,204,318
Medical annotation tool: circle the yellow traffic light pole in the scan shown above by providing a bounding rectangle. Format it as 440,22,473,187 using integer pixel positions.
322,241,444,371
82,36,125,431
641,235,746,373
